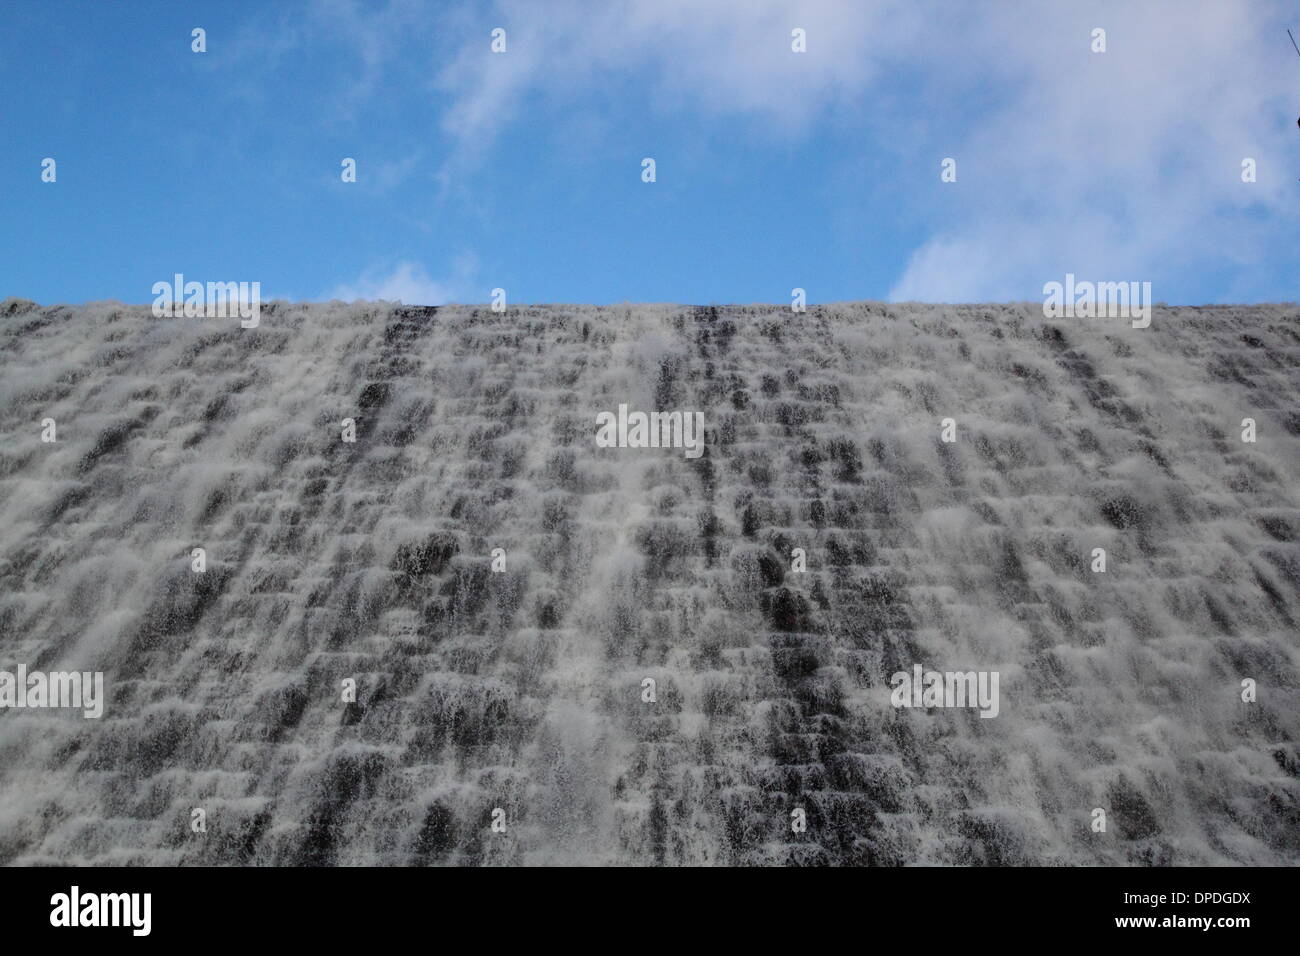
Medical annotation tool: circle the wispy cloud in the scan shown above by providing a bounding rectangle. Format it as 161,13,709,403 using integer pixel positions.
328,255,479,305
423,0,1292,300
432,0,920,167
230,0,1295,302
888,0,1294,301
220,0,427,120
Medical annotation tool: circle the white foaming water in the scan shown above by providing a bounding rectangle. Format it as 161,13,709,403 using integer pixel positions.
0,297,1296,865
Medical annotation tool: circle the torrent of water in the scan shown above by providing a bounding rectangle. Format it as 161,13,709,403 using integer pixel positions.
0,298,1296,865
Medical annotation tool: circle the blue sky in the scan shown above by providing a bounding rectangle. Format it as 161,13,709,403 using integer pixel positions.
2,0,1296,306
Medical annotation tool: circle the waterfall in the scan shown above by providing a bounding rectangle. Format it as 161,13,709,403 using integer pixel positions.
0,297,1296,865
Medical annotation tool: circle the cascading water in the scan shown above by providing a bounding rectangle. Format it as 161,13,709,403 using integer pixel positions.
0,297,1296,865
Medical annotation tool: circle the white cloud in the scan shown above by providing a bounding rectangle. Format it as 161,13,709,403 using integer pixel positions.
433,0,919,164
887,0,1293,301
425,0,1292,300
328,256,479,305
301,0,1293,302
